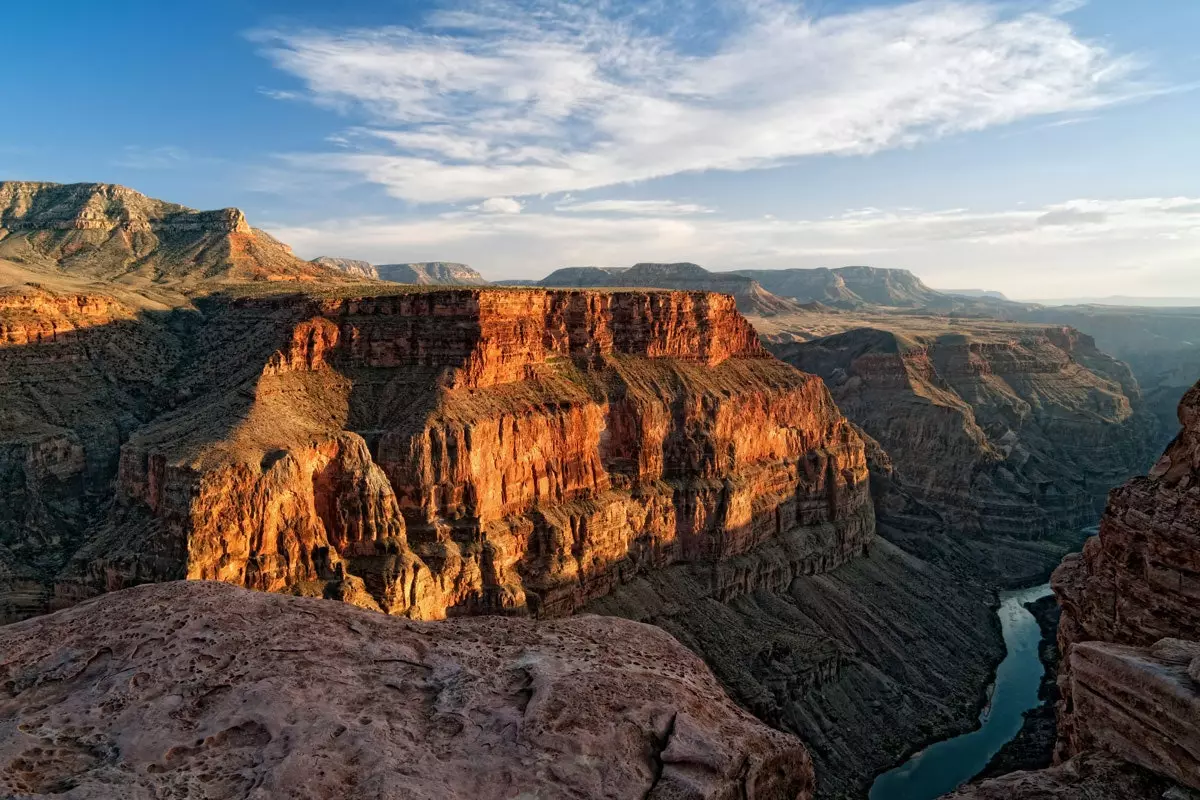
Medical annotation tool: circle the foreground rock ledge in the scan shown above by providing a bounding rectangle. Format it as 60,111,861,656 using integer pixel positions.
0,581,812,799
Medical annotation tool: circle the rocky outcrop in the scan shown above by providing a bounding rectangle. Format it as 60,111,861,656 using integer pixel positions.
0,580,813,800
541,262,804,317
773,324,1158,584
0,181,345,286
1053,381,1200,780
376,261,488,285
0,287,872,624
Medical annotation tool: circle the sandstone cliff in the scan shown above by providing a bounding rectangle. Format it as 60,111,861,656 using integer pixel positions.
0,286,875,624
0,580,813,799
772,321,1158,584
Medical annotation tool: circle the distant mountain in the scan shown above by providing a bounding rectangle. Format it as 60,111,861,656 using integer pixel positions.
309,258,487,286
0,181,343,292
729,266,947,309
539,262,803,316
940,288,1010,301
377,262,487,285
311,256,378,279
1024,296,1200,307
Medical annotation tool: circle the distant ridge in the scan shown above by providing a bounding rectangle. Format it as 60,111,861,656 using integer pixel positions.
313,257,487,286
0,181,345,292
538,262,803,316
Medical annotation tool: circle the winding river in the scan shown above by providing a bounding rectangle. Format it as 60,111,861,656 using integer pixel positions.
868,583,1054,800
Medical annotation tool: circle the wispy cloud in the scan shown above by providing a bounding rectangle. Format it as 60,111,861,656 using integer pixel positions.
264,196,1200,297
555,199,714,215
252,0,1147,203
112,145,195,170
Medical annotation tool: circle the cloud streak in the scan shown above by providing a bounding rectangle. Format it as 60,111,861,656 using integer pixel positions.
254,0,1146,203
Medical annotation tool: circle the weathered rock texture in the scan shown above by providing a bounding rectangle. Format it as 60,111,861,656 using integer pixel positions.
1053,380,1200,788
0,580,813,800
0,182,346,288
773,323,1158,584
0,287,873,624
593,539,1004,800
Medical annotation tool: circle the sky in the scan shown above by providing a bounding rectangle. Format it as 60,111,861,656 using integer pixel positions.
4,0,1199,298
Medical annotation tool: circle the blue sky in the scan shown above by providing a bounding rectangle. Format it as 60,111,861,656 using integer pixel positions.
5,0,1200,297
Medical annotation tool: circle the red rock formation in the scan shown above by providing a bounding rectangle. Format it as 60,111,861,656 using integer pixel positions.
41,288,871,623
1052,380,1200,786
0,580,814,799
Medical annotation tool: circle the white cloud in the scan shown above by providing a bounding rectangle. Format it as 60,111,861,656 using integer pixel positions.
113,145,193,170
474,196,524,214
264,197,1200,298
555,199,713,215
253,0,1146,203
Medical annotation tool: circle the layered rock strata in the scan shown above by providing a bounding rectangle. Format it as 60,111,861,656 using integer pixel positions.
0,580,813,799
0,287,875,623
592,538,1003,800
1053,380,1200,786
774,324,1158,584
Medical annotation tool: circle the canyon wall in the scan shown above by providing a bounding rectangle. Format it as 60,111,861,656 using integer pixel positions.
773,324,1158,584
0,287,875,624
0,580,814,799
949,381,1200,798
1052,380,1200,788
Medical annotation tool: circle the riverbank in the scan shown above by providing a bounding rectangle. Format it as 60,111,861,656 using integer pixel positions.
868,584,1053,799
972,594,1062,780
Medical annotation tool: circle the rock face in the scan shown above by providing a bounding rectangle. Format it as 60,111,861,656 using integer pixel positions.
1053,380,1200,786
0,580,813,800
0,286,873,624
594,538,1004,800
774,323,1158,583
0,182,342,287
376,261,488,285
541,263,804,317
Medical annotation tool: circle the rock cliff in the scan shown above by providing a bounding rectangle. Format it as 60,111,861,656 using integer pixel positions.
0,286,874,624
1052,380,1200,786
0,580,813,799
773,322,1158,584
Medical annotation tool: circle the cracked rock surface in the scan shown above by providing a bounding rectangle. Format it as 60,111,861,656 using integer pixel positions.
0,580,813,800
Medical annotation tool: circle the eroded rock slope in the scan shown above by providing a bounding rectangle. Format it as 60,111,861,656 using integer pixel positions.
0,580,813,799
773,322,1158,583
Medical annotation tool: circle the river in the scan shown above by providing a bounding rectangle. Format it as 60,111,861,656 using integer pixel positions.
868,582,1054,800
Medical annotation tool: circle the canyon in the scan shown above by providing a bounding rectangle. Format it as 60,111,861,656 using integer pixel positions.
766,316,1158,585
947,379,1200,798
2,181,1195,800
